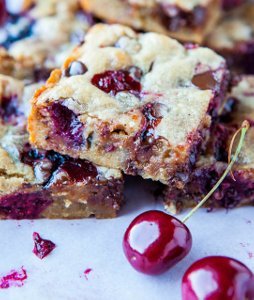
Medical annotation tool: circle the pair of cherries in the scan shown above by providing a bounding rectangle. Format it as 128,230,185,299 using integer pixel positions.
123,121,254,299
123,210,254,299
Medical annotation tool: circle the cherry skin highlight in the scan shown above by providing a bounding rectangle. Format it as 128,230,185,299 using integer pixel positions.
123,210,192,275
182,256,254,300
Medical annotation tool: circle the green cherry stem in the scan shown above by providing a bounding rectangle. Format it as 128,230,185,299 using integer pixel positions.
182,120,250,224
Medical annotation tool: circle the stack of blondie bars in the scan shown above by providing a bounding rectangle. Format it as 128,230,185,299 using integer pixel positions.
0,0,253,219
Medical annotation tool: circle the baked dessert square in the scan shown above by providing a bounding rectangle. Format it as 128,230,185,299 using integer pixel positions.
0,0,94,81
206,2,254,74
0,74,124,219
164,75,254,213
28,24,229,184
80,0,221,44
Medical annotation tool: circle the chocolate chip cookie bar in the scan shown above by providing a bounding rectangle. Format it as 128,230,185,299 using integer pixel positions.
28,24,229,184
206,3,254,74
0,0,94,81
80,0,221,44
164,75,254,213
0,74,124,219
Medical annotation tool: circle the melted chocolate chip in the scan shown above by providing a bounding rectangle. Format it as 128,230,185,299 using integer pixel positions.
140,103,163,144
64,61,88,77
21,144,44,166
160,5,206,32
128,66,143,81
91,69,142,97
60,159,98,181
192,71,217,90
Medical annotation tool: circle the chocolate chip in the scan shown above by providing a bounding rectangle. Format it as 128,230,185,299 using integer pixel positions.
128,66,143,80
64,61,88,77
192,71,217,90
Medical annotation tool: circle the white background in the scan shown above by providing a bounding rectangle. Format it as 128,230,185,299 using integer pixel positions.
0,177,253,300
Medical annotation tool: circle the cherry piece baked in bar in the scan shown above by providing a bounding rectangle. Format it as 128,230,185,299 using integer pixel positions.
222,0,245,10
80,0,221,43
28,24,229,185
164,75,254,213
0,0,94,81
0,74,123,219
206,3,254,74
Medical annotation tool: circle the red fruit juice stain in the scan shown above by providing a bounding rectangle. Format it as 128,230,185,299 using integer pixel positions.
84,268,92,281
0,267,27,289
33,232,56,259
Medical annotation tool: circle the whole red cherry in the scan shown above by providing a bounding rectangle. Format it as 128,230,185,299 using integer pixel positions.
123,210,192,275
182,256,254,300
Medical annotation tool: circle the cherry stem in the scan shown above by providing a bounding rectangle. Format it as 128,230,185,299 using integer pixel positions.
182,120,250,224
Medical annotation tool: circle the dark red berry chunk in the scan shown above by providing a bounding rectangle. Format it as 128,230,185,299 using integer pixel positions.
123,210,192,275
0,191,52,219
0,267,27,289
64,61,88,77
32,232,56,259
48,102,84,147
91,69,141,96
0,95,20,123
60,159,97,182
182,256,254,300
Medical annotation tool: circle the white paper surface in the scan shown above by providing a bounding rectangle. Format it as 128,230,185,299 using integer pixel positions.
0,177,253,300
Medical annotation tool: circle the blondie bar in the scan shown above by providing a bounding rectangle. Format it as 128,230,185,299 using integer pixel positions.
0,74,124,219
206,3,254,74
28,24,229,184
164,75,254,213
0,0,94,81
80,0,221,43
